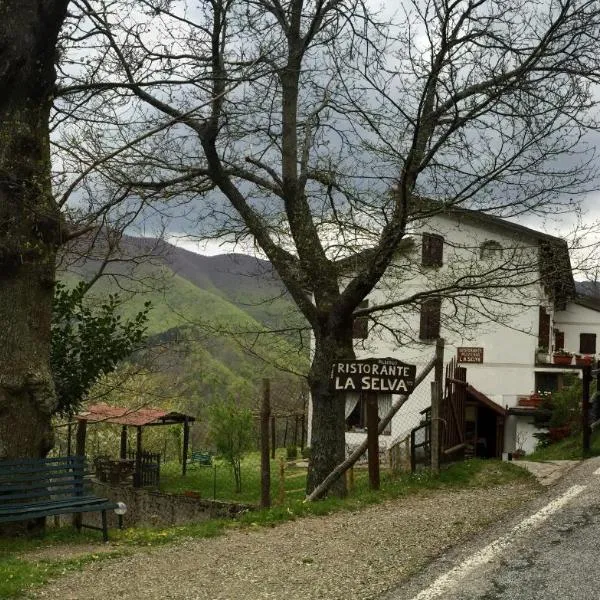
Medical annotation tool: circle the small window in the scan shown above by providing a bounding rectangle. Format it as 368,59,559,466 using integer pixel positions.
422,233,444,267
580,333,597,354
352,300,369,339
480,240,503,259
419,297,441,341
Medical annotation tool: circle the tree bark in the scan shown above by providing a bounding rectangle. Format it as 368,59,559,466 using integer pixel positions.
306,323,355,497
0,0,69,462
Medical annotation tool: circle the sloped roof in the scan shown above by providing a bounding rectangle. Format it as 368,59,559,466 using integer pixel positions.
466,385,507,417
76,403,195,427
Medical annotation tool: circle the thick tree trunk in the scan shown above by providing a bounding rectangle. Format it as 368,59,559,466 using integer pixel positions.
0,1,69,464
306,328,354,497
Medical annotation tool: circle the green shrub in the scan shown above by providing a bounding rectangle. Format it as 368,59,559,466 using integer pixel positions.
286,445,298,460
301,446,311,459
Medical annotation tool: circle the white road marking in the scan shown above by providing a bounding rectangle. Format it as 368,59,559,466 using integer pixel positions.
593,467,600,476
409,484,586,600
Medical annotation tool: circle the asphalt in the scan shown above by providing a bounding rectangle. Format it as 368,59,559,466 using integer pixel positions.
382,457,600,600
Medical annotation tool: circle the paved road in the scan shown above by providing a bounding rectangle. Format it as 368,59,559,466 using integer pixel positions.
383,457,600,600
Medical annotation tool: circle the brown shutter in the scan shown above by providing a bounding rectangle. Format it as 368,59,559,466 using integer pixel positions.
422,234,444,267
419,298,441,340
538,307,550,349
580,333,596,354
554,330,565,351
352,300,369,339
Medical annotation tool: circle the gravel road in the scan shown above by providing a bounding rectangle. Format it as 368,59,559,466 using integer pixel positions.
31,481,540,600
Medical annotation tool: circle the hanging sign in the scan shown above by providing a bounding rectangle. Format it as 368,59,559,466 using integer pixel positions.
330,357,417,394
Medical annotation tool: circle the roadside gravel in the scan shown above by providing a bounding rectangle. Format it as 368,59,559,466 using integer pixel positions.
32,480,540,600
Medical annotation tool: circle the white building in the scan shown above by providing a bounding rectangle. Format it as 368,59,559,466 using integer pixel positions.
312,205,600,458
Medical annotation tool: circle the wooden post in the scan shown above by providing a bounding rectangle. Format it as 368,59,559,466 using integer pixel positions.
583,365,592,454
366,392,380,490
278,456,286,505
271,415,276,459
67,421,73,456
260,378,271,508
182,417,189,476
300,413,305,450
75,419,87,457
73,419,87,529
120,426,127,459
134,426,143,488
430,339,444,473
293,414,299,448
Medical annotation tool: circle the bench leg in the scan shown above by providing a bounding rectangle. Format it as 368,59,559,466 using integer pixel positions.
101,510,108,543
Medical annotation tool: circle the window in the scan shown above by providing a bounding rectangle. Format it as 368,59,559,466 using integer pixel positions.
480,240,503,259
352,300,369,339
580,333,597,354
345,393,392,435
422,233,444,267
419,297,441,341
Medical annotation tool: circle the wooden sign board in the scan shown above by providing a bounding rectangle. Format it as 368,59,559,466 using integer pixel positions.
330,357,417,394
457,347,484,363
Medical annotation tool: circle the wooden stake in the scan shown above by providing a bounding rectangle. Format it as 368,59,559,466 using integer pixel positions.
366,392,380,490
278,456,286,505
260,378,271,508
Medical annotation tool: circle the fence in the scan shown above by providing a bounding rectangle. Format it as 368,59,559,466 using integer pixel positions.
128,450,161,488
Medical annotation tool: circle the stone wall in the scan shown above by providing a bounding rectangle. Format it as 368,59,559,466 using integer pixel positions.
89,481,254,529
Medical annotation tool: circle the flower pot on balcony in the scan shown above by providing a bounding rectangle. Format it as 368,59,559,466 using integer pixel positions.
575,355,593,366
553,354,573,366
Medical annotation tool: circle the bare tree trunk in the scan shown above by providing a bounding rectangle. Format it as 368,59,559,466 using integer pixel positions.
306,328,354,497
0,1,69,470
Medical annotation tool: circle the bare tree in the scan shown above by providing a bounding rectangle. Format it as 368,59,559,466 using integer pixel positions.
54,0,600,494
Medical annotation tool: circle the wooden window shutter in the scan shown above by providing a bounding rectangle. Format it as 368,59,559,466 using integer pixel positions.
580,333,596,354
554,330,565,351
352,300,369,339
419,298,441,341
538,307,550,349
422,234,444,267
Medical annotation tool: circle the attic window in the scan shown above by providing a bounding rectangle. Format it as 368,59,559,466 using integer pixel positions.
480,240,503,259
352,300,369,339
422,233,444,267
419,297,441,341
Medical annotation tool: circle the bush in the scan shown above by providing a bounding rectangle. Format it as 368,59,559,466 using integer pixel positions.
286,445,298,460
548,376,582,432
301,446,311,459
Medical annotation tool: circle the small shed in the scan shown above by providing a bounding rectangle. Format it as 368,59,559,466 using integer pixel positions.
75,403,196,486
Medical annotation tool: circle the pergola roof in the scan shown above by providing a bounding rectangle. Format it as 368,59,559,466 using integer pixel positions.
75,403,196,427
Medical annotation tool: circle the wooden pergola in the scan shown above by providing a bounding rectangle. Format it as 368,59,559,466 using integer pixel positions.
74,403,196,483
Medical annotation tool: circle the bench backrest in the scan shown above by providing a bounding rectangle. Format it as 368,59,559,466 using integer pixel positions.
0,456,94,506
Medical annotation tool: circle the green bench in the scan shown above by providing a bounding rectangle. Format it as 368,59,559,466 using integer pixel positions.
0,456,122,542
188,451,213,467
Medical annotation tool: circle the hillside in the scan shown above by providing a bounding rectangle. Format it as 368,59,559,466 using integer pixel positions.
59,237,309,424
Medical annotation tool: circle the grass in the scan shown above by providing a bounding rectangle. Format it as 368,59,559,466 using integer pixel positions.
1,458,533,598
160,450,309,504
526,428,600,461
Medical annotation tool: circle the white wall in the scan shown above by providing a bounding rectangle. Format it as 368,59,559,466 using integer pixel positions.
554,302,600,358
